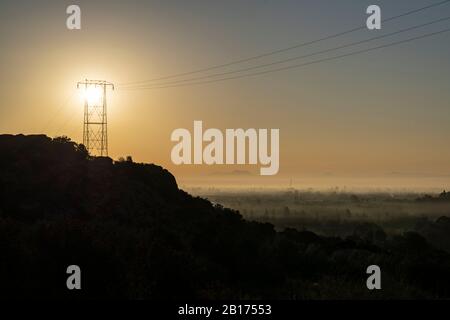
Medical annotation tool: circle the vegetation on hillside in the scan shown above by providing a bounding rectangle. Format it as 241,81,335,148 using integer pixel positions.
1,134,450,299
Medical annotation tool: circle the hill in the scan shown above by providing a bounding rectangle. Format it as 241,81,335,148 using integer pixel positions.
1,134,450,299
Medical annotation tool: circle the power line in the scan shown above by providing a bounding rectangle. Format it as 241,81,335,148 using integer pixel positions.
41,90,76,134
121,27,450,90
53,105,79,137
118,0,450,87
122,16,450,89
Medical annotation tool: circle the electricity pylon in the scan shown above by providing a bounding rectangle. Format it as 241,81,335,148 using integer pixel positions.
77,80,114,156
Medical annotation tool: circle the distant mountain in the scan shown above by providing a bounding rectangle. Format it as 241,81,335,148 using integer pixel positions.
210,170,254,176
1,134,450,299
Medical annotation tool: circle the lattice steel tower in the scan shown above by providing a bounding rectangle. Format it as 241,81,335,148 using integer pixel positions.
77,80,114,156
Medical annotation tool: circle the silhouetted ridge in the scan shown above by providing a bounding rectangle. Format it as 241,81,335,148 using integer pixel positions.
1,134,450,299
0,134,180,220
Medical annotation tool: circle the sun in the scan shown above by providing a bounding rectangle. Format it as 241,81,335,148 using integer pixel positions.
82,85,103,106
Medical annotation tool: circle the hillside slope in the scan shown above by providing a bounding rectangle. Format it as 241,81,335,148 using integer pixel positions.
0,134,450,299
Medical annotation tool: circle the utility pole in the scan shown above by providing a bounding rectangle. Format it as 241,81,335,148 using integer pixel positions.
77,79,114,156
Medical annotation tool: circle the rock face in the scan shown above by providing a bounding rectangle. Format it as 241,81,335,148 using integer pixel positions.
1,134,450,300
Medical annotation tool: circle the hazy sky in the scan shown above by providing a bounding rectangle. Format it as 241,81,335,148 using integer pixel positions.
1,0,450,188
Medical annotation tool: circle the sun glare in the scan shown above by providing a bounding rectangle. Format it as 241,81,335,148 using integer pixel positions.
82,86,103,106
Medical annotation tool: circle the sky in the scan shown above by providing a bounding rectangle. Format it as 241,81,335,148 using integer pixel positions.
1,0,450,190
